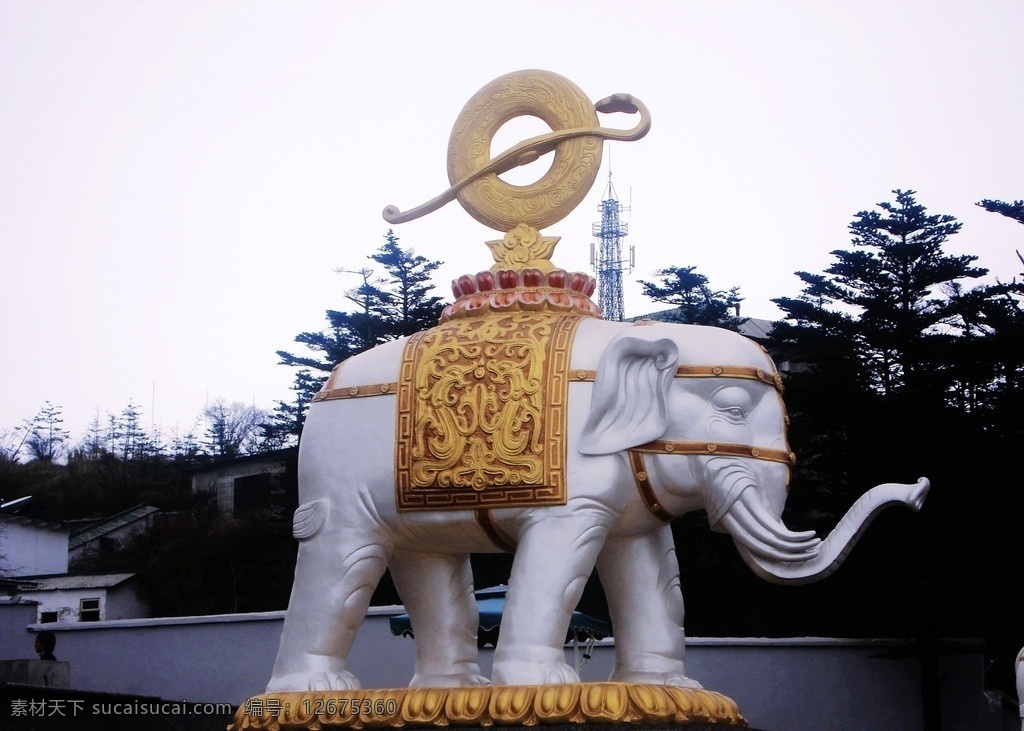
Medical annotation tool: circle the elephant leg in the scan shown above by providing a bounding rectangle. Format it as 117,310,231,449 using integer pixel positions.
266,519,391,692
595,526,701,688
389,552,489,687
492,504,613,685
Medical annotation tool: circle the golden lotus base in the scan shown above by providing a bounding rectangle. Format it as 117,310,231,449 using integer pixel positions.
229,682,747,730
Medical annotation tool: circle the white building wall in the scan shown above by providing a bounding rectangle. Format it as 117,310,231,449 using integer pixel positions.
27,584,147,624
0,518,69,577
30,587,107,623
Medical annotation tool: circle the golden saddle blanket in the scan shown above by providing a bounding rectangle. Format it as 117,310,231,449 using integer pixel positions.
395,312,584,511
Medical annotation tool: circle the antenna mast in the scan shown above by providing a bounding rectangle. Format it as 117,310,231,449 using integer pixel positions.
590,170,634,321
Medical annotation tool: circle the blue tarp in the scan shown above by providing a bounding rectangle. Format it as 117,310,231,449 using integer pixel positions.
388,585,611,647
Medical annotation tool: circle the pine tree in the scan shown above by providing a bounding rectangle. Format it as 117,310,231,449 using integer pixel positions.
369,230,446,337
765,189,997,538
273,232,447,441
977,198,1024,225
24,402,71,463
261,370,319,449
774,189,986,396
277,233,445,375
638,265,745,329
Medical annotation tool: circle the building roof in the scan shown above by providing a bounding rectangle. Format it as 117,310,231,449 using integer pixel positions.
0,578,43,593
68,504,158,550
737,317,774,339
17,573,136,591
0,512,66,532
191,446,297,474
630,308,776,340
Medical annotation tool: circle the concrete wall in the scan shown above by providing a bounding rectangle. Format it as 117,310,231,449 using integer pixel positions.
0,600,39,659
0,602,1004,731
0,659,70,688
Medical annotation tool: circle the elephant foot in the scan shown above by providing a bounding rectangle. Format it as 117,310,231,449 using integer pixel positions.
610,670,703,689
492,659,580,686
266,669,361,693
410,672,491,688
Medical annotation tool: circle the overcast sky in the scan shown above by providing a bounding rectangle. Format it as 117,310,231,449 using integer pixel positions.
2,1,1022,444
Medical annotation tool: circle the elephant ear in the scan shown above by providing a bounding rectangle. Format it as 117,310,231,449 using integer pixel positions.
579,335,679,455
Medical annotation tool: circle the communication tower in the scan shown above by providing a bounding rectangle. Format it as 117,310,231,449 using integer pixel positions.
590,173,634,321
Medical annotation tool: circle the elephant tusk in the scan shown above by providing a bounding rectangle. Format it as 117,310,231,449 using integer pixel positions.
726,487,819,545
719,509,821,563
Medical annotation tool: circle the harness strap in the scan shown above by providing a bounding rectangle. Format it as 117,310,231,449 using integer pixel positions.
632,440,796,466
563,366,783,392
628,451,675,522
311,367,783,402
313,382,397,403
628,442,796,523
674,365,784,392
475,509,517,552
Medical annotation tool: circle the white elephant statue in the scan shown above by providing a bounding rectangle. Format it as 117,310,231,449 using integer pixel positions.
266,313,929,693
1017,645,1024,730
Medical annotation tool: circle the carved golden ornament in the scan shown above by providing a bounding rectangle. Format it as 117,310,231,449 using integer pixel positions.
229,683,747,730
382,69,651,235
395,313,582,511
485,224,561,274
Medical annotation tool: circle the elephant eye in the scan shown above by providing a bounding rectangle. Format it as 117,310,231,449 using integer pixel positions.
711,386,753,421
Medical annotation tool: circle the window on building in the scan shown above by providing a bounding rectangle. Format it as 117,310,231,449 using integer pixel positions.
40,611,58,623
79,598,100,622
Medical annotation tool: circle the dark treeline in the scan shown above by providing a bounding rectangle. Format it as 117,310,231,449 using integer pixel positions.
661,191,1024,699
2,199,1022,694
0,398,284,520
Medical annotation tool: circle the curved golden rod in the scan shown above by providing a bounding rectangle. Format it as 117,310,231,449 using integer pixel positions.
382,94,652,225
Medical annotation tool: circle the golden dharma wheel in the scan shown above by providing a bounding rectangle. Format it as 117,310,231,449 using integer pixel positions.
446,69,603,231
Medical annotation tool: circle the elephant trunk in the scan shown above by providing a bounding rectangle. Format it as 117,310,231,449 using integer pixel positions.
735,477,930,586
